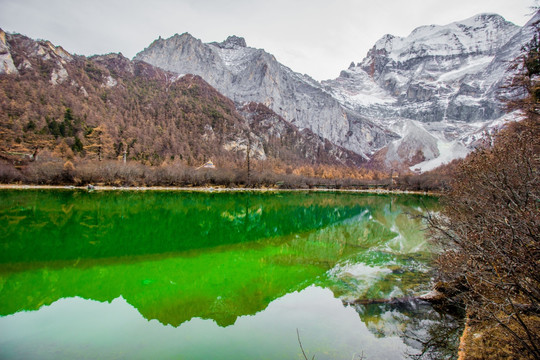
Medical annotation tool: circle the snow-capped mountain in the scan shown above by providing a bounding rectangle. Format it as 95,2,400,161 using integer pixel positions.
322,12,539,170
133,12,536,171
134,34,396,159
324,14,520,122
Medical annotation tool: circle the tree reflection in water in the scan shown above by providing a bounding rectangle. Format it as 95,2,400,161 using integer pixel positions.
350,299,464,359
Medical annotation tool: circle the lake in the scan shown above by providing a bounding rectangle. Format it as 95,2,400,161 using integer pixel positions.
0,190,461,359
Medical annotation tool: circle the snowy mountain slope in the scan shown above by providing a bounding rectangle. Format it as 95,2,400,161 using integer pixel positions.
134,34,396,158
483,11,540,102
323,12,538,171
367,13,517,62
324,14,520,123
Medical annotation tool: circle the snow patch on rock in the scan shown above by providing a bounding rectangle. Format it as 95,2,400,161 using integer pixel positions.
385,120,440,165
437,56,494,83
370,14,519,62
410,140,469,172
322,66,396,108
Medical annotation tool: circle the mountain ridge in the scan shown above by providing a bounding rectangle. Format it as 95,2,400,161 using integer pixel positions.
0,30,367,173
133,12,537,170
1,11,538,174
134,31,396,159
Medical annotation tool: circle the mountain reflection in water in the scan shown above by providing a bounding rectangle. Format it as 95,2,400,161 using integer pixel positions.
0,190,460,359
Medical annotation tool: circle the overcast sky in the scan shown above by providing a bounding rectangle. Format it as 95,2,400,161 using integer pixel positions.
0,0,537,81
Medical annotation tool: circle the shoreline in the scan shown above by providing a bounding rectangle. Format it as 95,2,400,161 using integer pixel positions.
0,183,436,195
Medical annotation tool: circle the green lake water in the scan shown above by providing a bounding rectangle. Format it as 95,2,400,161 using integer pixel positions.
0,190,461,359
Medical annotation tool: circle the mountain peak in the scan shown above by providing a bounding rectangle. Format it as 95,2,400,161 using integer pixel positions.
461,13,510,25
365,12,519,64
373,34,396,51
213,35,247,49
169,32,200,44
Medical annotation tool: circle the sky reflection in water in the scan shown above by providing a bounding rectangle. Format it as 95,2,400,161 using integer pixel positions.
0,190,458,359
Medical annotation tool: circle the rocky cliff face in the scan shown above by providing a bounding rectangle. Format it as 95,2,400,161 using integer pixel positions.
239,103,367,167
323,12,539,170
483,11,540,103
0,29,18,75
134,34,396,158
324,14,520,123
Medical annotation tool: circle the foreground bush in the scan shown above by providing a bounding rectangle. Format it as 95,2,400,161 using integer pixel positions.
428,117,539,359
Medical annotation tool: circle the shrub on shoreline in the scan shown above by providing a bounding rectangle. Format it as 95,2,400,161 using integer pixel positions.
0,158,396,190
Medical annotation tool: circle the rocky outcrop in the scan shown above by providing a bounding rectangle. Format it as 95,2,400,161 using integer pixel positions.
1,31,77,82
239,102,368,167
0,29,18,75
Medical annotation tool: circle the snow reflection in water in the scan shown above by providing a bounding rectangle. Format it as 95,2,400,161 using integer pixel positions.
0,190,461,359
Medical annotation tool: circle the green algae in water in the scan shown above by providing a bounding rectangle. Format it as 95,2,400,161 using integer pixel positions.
0,190,459,359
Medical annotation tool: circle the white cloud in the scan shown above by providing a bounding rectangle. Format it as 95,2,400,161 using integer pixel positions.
0,0,536,80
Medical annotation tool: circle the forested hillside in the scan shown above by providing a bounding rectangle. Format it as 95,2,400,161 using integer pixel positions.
1,30,377,186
